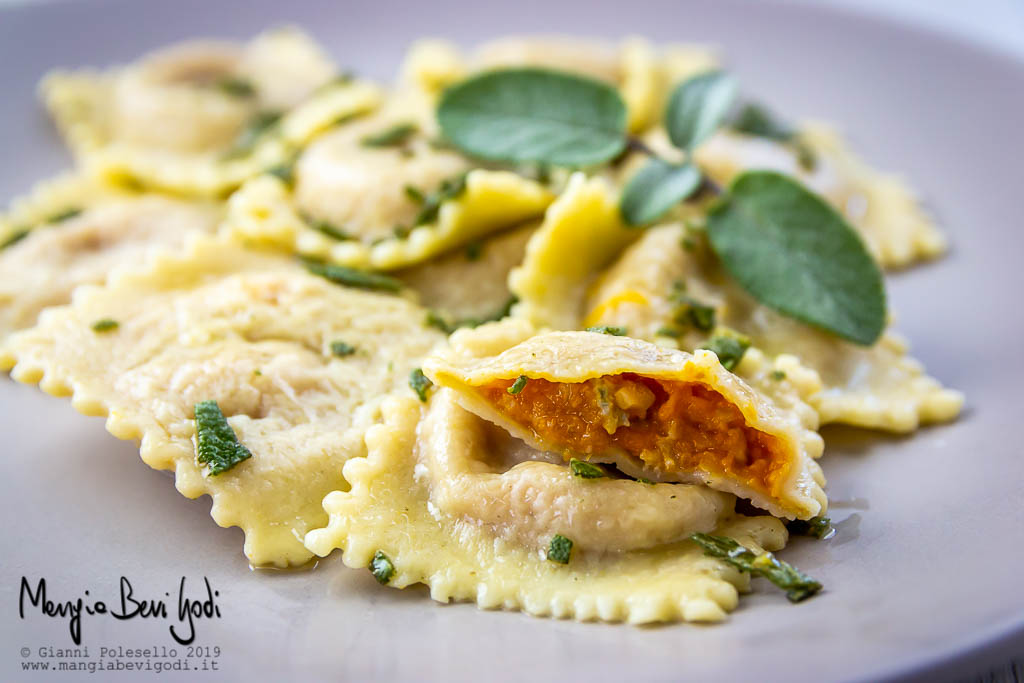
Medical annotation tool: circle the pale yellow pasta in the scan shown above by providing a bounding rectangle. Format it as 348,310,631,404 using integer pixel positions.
304,393,789,624
584,223,963,432
396,222,537,322
224,169,552,271
0,174,221,338
1,236,445,566
508,173,636,329
41,27,380,197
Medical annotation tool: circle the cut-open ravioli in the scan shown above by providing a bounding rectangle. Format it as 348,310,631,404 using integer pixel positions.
0,174,221,337
694,126,947,268
0,236,445,566
584,223,963,432
424,327,826,520
305,392,790,624
225,168,552,270
42,27,380,196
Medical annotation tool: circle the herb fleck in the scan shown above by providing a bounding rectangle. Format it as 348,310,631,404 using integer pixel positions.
1,229,29,250
194,399,253,476
700,330,751,371
464,240,483,261
690,533,822,602
361,122,417,148
370,550,396,584
305,262,403,293
223,110,282,159
786,516,833,540
585,325,627,336
309,220,352,241
48,208,82,224
507,375,529,395
409,368,432,402
569,458,607,479
547,534,573,564
330,340,356,357
217,76,256,98
265,161,295,186
411,174,468,227
770,369,787,381
91,318,119,333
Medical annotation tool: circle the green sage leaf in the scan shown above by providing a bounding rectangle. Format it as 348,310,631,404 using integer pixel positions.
707,171,885,345
665,71,738,151
437,68,627,167
620,160,703,226
194,400,253,476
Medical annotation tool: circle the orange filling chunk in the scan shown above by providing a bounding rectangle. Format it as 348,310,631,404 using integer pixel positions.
479,373,789,497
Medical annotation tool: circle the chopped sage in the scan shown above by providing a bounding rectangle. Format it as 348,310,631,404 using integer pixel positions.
670,293,716,332
507,375,529,395
309,220,352,241
464,240,483,261
91,318,119,333
194,400,253,476
361,122,417,147
226,110,282,158
409,368,432,402
786,516,834,540
700,330,750,371
411,174,468,227
585,325,627,336
305,262,403,293
547,534,573,564
423,296,518,335
569,458,607,479
1,229,29,250
216,76,256,98
48,208,82,224
330,340,356,357
690,533,822,602
265,161,294,186
369,550,396,584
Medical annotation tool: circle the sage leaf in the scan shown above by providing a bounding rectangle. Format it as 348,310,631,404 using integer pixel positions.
620,159,703,226
707,171,885,345
731,103,794,140
437,68,627,167
665,71,738,151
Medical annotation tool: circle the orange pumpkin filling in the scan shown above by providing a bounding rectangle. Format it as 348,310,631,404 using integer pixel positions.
479,373,790,497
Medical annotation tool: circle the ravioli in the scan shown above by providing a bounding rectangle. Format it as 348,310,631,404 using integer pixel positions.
508,172,636,329
224,168,552,270
694,126,947,268
42,27,379,196
304,391,790,624
0,174,221,337
0,236,445,566
584,223,963,432
424,327,826,519
396,221,537,323
398,36,717,134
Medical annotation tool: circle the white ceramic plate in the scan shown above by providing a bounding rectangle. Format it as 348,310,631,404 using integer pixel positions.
2,1,1022,681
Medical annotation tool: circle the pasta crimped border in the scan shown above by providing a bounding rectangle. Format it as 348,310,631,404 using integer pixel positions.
0,234,352,567
305,394,790,625
223,168,554,271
